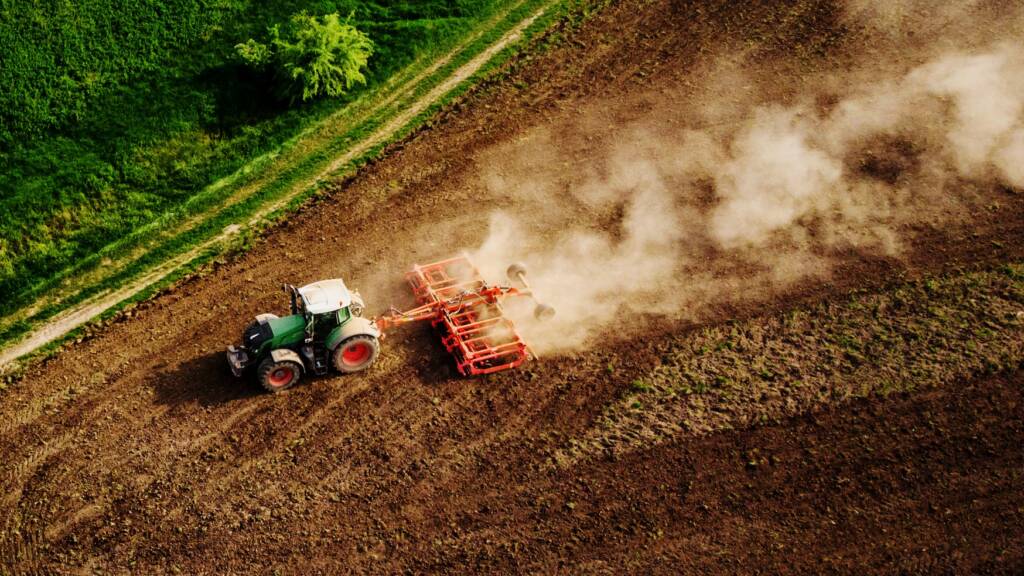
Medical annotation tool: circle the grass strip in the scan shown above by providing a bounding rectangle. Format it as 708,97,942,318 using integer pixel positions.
561,262,1024,463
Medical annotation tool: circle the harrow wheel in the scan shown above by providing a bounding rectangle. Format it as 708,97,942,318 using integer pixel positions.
506,262,527,282
257,358,302,393
333,335,380,373
534,303,556,320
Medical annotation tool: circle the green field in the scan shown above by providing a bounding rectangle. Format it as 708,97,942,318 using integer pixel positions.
0,0,523,318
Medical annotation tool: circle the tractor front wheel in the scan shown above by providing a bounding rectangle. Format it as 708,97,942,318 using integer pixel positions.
257,358,302,393
332,335,380,373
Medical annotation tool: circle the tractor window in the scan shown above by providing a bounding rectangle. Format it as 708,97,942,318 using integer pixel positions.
308,308,350,342
313,312,339,341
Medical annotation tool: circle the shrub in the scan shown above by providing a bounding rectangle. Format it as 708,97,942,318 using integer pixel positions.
235,39,272,67
237,12,374,103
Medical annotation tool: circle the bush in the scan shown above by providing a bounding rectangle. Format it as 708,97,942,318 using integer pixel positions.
237,12,374,103
235,39,272,67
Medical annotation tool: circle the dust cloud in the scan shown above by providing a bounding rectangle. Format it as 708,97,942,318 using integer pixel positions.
469,2,1024,353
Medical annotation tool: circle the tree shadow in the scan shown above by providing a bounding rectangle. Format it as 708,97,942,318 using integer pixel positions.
150,350,262,408
195,63,290,133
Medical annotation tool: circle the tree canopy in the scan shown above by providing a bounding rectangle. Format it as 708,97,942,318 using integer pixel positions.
237,12,374,103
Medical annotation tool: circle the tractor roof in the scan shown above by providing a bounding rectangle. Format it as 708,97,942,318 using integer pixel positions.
298,279,352,314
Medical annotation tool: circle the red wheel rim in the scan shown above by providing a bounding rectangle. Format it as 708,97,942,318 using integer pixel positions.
268,367,293,387
342,342,370,366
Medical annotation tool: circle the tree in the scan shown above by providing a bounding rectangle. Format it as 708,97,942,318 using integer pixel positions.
236,12,373,103
235,38,272,68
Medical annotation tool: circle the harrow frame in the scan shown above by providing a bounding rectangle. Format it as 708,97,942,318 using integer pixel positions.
374,255,537,376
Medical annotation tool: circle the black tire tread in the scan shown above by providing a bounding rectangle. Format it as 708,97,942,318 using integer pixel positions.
257,357,302,393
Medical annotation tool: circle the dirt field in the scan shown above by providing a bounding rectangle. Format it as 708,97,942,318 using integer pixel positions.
3,0,1024,573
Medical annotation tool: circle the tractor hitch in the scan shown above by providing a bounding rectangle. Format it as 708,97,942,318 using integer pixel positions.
226,346,249,377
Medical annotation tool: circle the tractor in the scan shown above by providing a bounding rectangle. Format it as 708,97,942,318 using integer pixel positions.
227,255,553,392
226,279,380,392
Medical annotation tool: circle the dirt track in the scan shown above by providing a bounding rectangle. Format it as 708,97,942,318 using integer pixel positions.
3,0,1024,573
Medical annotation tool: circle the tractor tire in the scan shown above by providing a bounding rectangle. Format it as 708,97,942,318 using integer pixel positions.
332,335,380,373
257,358,302,393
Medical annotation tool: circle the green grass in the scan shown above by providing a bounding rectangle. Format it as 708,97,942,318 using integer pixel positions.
560,262,1024,462
0,0,528,318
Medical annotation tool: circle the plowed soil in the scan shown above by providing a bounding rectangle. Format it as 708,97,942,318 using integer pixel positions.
3,0,1024,574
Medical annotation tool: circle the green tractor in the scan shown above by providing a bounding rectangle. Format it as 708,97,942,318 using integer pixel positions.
226,279,381,392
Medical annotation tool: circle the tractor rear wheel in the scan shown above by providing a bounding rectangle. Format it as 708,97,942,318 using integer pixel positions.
332,335,380,373
257,358,302,393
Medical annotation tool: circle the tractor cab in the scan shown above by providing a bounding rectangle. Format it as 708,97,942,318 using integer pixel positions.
287,279,365,343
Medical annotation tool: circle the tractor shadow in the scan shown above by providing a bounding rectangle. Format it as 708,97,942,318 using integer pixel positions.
150,351,262,408
147,330,462,410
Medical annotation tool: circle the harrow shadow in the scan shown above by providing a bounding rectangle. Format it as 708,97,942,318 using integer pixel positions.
150,351,261,408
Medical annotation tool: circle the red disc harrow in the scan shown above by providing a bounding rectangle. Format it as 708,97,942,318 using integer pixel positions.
374,255,552,376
